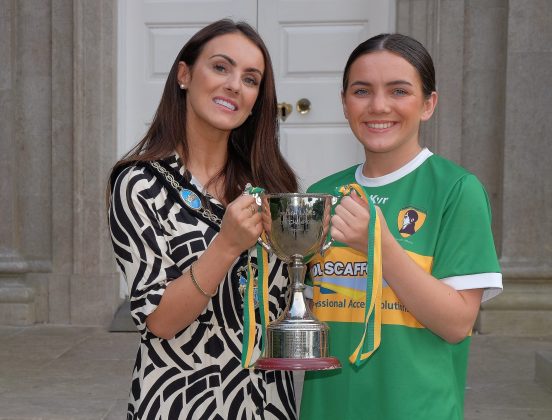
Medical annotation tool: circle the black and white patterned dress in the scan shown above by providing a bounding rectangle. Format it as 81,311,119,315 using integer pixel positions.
109,154,297,420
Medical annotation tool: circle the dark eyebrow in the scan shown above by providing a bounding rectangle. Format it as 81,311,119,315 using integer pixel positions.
209,53,263,77
350,80,413,88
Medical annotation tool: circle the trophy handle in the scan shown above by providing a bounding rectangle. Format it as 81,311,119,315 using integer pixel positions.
257,237,273,253
243,184,270,253
320,238,333,254
320,195,338,255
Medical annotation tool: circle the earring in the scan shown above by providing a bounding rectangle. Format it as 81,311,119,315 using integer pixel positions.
179,83,186,90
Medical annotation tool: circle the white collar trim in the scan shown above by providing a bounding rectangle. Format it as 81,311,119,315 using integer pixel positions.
355,148,433,187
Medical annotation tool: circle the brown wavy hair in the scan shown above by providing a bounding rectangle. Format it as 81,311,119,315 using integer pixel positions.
108,19,297,204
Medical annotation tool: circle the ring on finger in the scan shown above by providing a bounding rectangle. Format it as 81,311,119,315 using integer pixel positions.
249,204,257,217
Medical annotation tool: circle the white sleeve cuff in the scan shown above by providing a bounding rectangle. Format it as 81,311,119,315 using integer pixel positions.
441,272,503,303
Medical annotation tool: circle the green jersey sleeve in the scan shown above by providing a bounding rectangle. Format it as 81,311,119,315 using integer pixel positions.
432,174,501,279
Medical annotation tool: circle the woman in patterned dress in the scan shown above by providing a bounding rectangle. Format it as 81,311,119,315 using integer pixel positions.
108,19,298,419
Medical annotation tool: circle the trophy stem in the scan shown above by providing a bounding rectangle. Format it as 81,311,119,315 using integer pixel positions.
285,256,312,321
255,256,341,371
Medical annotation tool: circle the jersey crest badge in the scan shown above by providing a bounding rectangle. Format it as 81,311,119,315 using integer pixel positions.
398,207,426,237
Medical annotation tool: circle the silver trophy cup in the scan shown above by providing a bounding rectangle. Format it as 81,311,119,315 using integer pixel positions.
255,193,341,371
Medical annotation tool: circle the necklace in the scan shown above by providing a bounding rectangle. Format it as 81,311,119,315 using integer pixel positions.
150,161,222,226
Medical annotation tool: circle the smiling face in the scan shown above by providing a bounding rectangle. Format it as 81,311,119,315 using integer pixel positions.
178,32,265,138
342,50,437,168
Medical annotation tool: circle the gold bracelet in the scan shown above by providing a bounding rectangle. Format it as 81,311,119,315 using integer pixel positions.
189,261,217,298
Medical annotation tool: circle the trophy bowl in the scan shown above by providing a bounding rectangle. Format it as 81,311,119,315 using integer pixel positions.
254,193,341,371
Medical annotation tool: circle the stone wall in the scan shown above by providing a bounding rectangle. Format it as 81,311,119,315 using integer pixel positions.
0,0,120,326
480,0,552,334
397,0,552,334
0,0,550,332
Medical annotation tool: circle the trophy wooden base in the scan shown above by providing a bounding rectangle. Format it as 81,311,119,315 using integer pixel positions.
255,357,341,371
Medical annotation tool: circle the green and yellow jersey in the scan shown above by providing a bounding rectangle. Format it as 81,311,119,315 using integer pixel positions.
300,148,502,420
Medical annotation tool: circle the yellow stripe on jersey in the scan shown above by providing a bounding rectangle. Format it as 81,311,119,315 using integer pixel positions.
310,239,434,329
381,287,424,328
406,250,433,273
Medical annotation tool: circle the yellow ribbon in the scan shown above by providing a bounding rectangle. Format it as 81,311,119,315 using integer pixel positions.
335,184,382,365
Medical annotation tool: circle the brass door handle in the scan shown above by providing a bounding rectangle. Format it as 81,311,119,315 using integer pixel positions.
278,102,292,122
296,98,311,114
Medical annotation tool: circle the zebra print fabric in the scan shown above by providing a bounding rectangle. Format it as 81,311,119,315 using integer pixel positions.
109,155,297,419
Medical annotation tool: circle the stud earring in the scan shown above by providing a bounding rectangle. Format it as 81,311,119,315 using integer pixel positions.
179,83,186,90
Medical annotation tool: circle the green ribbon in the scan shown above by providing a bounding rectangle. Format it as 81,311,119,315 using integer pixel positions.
241,185,268,368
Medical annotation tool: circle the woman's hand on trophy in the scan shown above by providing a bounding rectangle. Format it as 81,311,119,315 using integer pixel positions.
217,194,262,258
331,193,371,254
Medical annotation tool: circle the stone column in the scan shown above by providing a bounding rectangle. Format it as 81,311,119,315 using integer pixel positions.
397,0,552,334
479,0,552,334
47,0,75,324
0,0,120,326
396,0,466,159
461,0,508,244
0,0,53,324
70,0,120,325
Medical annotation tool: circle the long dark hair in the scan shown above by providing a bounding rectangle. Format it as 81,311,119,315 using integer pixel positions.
109,19,297,204
343,33,436,98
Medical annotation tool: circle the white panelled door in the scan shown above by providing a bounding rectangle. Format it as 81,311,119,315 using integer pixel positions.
258,1,394,190
118,0,394,189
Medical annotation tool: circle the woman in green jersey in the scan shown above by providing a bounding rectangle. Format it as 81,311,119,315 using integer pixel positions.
300,34,502,420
